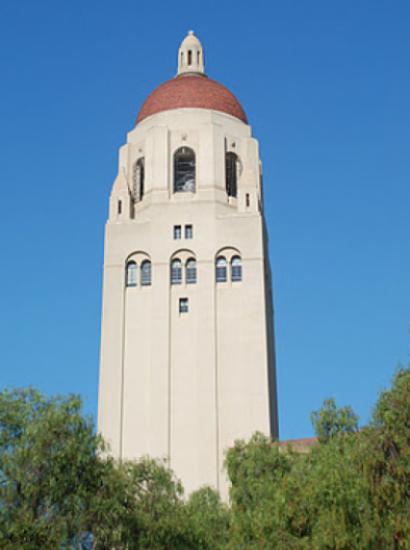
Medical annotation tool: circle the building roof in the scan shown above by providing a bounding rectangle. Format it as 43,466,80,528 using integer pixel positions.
278,437,318,454
136,74,248,125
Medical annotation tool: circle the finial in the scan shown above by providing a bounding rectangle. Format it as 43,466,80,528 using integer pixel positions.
177,31,205,76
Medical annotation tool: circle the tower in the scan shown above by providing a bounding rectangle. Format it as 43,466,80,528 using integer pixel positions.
98,32,278,497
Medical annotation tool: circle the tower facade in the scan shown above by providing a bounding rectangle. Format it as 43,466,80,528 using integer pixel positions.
98,32,278,497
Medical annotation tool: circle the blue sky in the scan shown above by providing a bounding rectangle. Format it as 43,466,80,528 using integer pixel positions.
0,0,409,440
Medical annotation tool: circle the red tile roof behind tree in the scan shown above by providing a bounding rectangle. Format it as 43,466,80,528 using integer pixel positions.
136,74,248,125
278,437,318,454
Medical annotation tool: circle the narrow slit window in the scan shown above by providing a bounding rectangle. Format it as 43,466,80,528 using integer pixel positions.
118,200,122,214
225,152,239,198
133,157,145,202
246,193,250,207
188,50,192,65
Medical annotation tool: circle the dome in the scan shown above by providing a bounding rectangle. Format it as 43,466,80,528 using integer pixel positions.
135,31,247,125
136,74,248,125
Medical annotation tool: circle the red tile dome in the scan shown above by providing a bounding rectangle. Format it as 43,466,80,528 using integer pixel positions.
136,74,248,125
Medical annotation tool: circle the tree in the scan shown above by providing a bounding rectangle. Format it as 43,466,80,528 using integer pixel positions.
311,398,359,443
363,367,410,547
115,458,190,549
1,367,408,548
0,387,222,549
184,487,230,549
225,432,299,548
0,388,123,547
225,368,410,549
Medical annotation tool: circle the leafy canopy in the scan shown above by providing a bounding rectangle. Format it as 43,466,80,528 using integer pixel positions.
0,367,409,548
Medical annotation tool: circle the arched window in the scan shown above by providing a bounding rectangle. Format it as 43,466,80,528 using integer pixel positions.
126,261,137,287
186,258,197,284
140,260,151,286
174,147,195,193
171,259,182,285
215,257,227,283
225,152,239,198
231,256,242,282
133,157,145,202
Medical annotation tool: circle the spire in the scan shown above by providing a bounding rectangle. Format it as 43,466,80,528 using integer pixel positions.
177,30,205,76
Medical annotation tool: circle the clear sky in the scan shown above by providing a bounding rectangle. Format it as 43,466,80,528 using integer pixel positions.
0,0,409,440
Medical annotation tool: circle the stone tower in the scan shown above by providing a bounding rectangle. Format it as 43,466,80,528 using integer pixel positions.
98,31,278,497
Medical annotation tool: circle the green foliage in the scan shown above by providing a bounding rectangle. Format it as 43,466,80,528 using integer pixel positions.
364,367,410,547
184,487,230,549
0,388,230,549
311,397,359,443
0,367,409,549
115,458,189,549
225,433,301,549
226,367,410,549
0,388,121,548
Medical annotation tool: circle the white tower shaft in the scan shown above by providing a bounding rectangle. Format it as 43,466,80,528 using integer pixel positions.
98,33,278,499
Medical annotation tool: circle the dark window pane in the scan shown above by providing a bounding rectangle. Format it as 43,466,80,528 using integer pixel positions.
171,259,182,285
231,256,242,282
141,261,152,286
185,224,193,239
186,259,197,284
134,158,145,202
216,257,227,283
174,147,196,193
225,152,238,198
126,261,137,287
179,298,189,313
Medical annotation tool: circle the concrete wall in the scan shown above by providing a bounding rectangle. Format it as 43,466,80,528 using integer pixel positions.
98,108,278,497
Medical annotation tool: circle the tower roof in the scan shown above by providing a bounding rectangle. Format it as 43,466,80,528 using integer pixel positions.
135,31,247,125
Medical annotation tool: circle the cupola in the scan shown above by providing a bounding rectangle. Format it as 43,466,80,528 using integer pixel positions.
177,30,204,75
